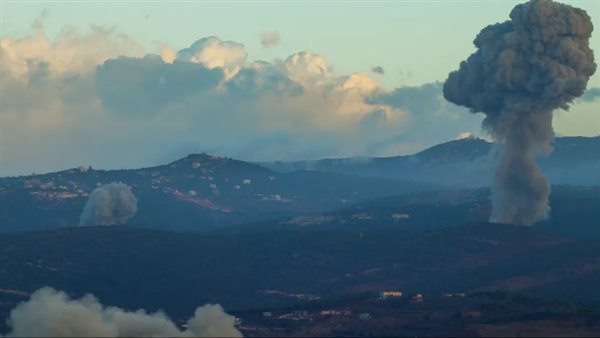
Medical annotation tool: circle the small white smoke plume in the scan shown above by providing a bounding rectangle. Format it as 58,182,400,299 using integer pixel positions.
79,182,138,226
4,287,242,337
456,132,475,140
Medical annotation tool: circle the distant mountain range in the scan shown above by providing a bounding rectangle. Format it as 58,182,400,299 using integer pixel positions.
262,136,600,187
1,136,597,233
0,154,433,233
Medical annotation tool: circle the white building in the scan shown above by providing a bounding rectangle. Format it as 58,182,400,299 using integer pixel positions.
379,291,403,299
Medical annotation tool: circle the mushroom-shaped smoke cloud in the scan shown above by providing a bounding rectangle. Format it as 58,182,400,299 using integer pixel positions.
443,0,596,225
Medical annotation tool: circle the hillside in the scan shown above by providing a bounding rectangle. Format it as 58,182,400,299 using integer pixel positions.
0,186,598,323
218,185,600,238
1,223,599,329
262,136,600,187
0,154,434,233
2,136,596,233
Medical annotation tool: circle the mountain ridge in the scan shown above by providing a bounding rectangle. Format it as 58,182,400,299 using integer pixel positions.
1,136,597,233
0,152,435,233
261,136,600,187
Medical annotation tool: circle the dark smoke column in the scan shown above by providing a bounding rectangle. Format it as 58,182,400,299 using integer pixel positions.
443,0,596,225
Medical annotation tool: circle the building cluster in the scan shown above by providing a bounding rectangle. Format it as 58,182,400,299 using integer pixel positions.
320,310,352,316
411,294,424,303
244,290,470,333
378,290,426,303
257,193,291,202
257,290,425,324
442,292,466,298
379,291,403,300
392,213,410,221
23,177,90,200
31,191,81,199
278,311,310,320
263,309,356,321
258,289,321,301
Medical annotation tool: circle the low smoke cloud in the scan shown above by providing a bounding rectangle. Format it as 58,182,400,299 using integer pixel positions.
456,132,475,140
443,0,596,225
260,31,280,48
3,287,242,337
80,183,138,226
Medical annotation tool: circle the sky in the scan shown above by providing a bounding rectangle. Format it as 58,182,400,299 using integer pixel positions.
1,0,599,176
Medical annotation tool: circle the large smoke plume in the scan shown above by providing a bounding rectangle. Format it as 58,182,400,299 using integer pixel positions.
3,287,242,337
80,183,138,226
443,0,596,225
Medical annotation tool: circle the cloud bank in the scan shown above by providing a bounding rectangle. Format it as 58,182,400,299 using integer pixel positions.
0,20,530,176
4,287,242,337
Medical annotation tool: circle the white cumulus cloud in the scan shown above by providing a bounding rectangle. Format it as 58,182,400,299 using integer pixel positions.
176,37,247,80
0,22,484,176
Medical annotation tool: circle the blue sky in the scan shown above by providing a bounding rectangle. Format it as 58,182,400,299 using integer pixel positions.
1,1,599,175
